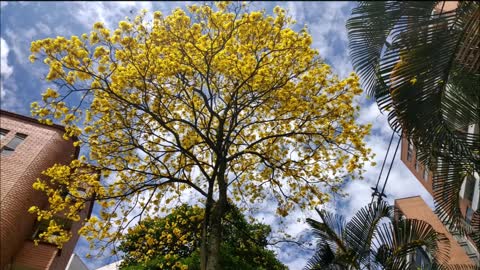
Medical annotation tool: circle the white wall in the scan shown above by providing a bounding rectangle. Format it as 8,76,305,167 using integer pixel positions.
65,254,89,270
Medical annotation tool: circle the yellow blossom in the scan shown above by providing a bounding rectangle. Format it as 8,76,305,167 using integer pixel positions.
410,76,417,85
27,2,372,256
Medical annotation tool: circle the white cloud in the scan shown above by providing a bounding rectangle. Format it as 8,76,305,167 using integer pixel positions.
1,38,13,100
0,84,7,100
292,2,353,78
70,2,154,30
286,2,305,23
36,22,52,36
5,28,37,66
1,38,13,78
0,2,437,269
357,101,393,138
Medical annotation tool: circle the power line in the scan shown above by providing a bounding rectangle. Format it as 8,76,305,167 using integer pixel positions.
371,132,402,204
370,131,395,204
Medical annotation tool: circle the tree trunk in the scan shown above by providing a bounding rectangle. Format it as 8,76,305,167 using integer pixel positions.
200,184,213,270
200,197,227,270
201,160,228,270
205,202,224,270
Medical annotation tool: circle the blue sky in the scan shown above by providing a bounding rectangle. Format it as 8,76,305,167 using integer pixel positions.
0,2,434,269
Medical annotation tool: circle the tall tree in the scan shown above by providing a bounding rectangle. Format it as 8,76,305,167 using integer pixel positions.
118,204,287,270
28,3,372,269
347,1,480,248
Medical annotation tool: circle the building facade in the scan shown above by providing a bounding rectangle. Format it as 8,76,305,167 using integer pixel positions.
399,125,480,266
0,110,93,270
395,196,477,267
94,260,122,270
400,130,480,226
64,254,89,270
394,1,479,266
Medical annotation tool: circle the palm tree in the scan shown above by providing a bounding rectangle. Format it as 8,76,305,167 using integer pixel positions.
346,1,479,248
304,201,476,270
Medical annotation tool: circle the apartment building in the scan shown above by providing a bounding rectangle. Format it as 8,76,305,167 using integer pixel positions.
398,125,479,267
395,196,477,268
391,1,479,266
0,110,93,270
401,130,479,226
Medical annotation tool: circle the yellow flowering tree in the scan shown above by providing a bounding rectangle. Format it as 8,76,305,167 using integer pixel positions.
28,3,372,269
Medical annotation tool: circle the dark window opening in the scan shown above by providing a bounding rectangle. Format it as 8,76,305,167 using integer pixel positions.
466,207,474,225
0,128,9,140
1,133,27,156
464,176,475,202
31,216,73,244
407,140,413,162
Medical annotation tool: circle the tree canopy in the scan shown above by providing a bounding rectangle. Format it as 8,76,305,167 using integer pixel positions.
27,2,372,268
118,204,287,270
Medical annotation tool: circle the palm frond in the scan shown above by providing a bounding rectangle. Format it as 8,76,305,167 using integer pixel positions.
305,209,358,269
345,200,393,267
303,240,344,270
307,208,347,253
374,218,450,269
347,1,480,249
430,261,479,270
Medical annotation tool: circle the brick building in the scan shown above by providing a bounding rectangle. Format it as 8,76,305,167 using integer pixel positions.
0,110,93,270
398,125,480,267
400,130,479,227
395,196,477,267
391,1,479,267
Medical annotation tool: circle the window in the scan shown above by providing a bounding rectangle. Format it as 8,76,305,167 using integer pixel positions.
464,175,475,202
423,168,429,181
0,128,8,140
1,133,27,156
466,207,474,225
407,140,413,161
414,248,431,269
31,216,73,243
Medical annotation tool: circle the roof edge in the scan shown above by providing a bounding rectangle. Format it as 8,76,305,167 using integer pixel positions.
394,195,423,201
0,109,80,159
1,109,67,133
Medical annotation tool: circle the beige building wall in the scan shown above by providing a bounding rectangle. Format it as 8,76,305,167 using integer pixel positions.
395,196,475,266
65,254,89,270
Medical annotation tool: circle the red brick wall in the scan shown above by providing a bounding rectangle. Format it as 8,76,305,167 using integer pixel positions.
11,242,58,270
400,138,471,218
48,200,93,270
400,137,434,195
0,112,77,269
